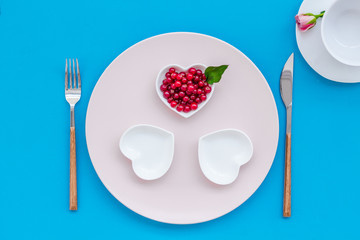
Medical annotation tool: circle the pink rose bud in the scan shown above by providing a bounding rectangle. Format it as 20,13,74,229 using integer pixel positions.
295,11,325,32
295,14,316,32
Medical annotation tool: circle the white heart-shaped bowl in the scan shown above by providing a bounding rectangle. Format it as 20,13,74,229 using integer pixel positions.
198,129,253,185
156,64,215,118
119,124,175,180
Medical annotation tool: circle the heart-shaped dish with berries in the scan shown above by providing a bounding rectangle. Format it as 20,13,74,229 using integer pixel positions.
156,64,227,118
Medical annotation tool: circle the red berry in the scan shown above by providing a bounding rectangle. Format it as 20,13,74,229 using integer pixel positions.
175,81,182,88
165,72,171,78
171,73,177,79
183,96,189,102
169,89,175,95
196,69,202,76
181,77,187,83
176,74,182,80
202,74,206,80
173,93,179,99
176,105,184,112
186,91,192,96
204,86,212,93
171,83,176,89
179,91,185,98
180,84,187,91
200,94,207,101
180,72,186,77
191,103,198,110
188,68,196,75
183,106,191,113
170,101,177,108
167,97,173,103
197,89,203,95
198,81,204,87
190,95,196,100
160,84,167,92
195,97,201,103
186,73,193,80
163,91,170,99
193,76,200,82
169,68,175,73
204,82,209,86
187,85,195,92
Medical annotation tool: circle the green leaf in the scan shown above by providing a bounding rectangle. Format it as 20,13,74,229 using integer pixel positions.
205,65,229,85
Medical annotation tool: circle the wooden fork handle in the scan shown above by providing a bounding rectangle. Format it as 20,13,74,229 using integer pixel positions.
283,133,291,217
70,127,77,210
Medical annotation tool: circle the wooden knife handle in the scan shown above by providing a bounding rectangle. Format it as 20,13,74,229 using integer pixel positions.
70,127,77,210
283,133,291,217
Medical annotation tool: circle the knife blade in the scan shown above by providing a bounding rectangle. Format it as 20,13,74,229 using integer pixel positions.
280,53,293,218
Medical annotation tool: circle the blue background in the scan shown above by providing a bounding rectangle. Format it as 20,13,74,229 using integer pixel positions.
1,0,359,239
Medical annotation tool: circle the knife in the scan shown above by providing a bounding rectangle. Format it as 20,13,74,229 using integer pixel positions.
280,53,294,218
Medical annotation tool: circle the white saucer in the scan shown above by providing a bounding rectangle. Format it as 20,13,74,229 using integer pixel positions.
296,0,360,83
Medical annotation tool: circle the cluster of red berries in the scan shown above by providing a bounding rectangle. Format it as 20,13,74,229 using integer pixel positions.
160,67,212,112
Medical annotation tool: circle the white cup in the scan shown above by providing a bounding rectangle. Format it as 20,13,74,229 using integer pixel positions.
321,0,360,66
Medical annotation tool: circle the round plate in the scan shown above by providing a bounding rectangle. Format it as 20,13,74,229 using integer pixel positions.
296,0,360,83
86,32,279,224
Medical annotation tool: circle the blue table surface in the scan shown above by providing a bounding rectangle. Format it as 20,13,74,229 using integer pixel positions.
1,0,360,239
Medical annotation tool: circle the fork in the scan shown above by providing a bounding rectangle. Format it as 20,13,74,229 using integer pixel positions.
65,59,81,211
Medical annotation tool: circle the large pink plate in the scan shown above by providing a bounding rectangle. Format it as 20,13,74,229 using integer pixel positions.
86,32,279,224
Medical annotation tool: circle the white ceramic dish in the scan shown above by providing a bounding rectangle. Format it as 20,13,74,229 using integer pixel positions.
156,64,214,118
119,124,174,180
321,0,360,66
86,32,279,224
296,0,360,83
199,129,253,185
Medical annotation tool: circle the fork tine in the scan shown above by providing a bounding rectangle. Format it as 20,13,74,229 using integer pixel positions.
76,59,81,89
72,59,76,88
69,58,72,89
65,59,68,90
